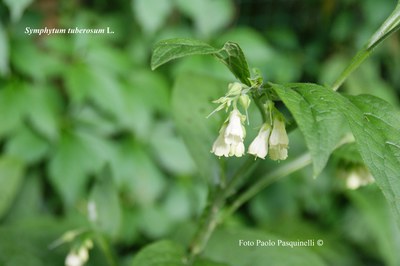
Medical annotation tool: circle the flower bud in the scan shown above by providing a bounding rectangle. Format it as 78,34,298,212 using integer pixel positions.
269,117,289,161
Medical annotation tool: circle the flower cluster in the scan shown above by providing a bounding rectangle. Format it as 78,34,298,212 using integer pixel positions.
210,82,289,161
65,239,93,266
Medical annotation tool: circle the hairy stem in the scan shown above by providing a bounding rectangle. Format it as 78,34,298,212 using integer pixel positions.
187,157,258,264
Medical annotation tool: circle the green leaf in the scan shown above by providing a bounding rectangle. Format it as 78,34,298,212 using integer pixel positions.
5,126,49,165
151,38,219,70
89,168,122,238
172,73,225,182
152,39,251,85
0,82,28,138
131,240,185,266
271,83,347,177
274,83,400,227
3,0,33,22
132,0,173,35
214,42,251,86
0,218,71,266
28,86,61,141
342,95,400,225
193,259,229,266
204,228,327,266
48,130,111,206
0,22,9,76
149,121,196,175
111,140,166,206
0,156,24,219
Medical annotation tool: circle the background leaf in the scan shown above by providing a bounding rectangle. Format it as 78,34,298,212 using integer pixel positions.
174,0,234,37
0,156,24,219
0,22,9,76
131,240,185,266
347,186,400,266
89,168,122,238
132,0,173,35
172,73,226,182
204,227,327,266
3,0,33,22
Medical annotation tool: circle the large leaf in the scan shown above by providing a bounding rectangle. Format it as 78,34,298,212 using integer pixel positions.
343,94,400,223
204,228,327,266
271,83,347,177
131,240,185,266
151,39,251,85
172,73,225,182
273,83,400,227
0,156,24,219
151,38,219,70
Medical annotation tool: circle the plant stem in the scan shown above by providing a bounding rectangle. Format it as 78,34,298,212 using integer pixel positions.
224,153,312,218
187,157,258,264
331,2,400,91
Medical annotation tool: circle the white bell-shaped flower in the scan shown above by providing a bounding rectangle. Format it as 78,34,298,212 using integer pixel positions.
224,109,246,145
211,109,246,158
248,123,272,159
269,117,289,161
230,141,245,157
65,251,84,266
211,124,230,157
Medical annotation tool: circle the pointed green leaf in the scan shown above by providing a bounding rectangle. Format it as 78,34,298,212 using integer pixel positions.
271,83,347,177
151,39,251,85
214,42,251,85
274,83,400,227
151,38,219,70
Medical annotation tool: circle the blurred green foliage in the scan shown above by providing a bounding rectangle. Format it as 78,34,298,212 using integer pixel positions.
0,0,399,265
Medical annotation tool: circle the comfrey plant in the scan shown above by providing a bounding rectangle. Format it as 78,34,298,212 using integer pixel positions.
149,2,400,265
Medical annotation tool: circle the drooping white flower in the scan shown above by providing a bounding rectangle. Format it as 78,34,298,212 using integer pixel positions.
65,240,93,266
224,109,246,145
65,251,84,266
211,124,230,157
248,123,272,159
211,109,246,158
230,141,245,157
345,167,374,190
269,117,289,161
